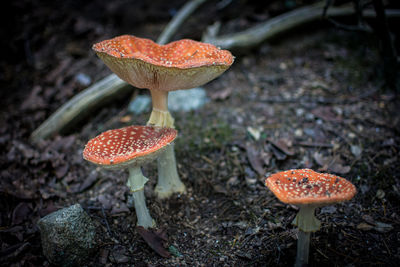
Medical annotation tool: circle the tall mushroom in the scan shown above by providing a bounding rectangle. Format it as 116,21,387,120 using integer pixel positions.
92,35,234,199
83,125,177,228
265,169,356,267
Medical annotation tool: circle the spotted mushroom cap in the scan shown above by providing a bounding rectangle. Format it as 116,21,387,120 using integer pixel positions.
92,35,234,91
265,169,356,206
83,126,177,169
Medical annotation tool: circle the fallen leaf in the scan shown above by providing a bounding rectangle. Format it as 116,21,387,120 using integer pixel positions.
110,203,130,215
109,245,130,263
213,184,228,195
12,202,32,225
247,127,262,141
245,145,264,176
311,106,342,122
55,164,69,179
137,227,170,258
267,138,295,156
75,170,98,193
374,222,393,233
260,150,272,166
209,86,233,101
313,152,351,174
356,222,374,231
267,143,287,161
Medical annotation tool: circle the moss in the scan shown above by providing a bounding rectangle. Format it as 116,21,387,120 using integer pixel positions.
175,115,234,155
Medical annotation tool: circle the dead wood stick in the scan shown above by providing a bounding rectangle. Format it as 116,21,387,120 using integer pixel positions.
30,0,209,142
202,2,351,50
30,74,132,142
202,2,400,50
157,0,208,45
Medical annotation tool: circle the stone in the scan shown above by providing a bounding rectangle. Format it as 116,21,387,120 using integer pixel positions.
75,73,92,87
168,87,208,112
37,204,97,267
128,95,151,115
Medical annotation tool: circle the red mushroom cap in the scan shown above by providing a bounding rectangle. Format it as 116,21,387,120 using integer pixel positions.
92,35,234,91
265,169,356,206
83,126,177,168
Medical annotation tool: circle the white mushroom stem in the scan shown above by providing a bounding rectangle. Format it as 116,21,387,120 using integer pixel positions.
295,230,311,267
154,144,186,198
126,166,155,228
292,204,321,267
148,89,174,128
292,204,321,232
147,89,186,199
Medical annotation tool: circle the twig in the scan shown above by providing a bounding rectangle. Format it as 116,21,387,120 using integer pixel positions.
157,0,208,45
30,74,132,142
30,0,208,142
101,206,113,237
202,1,400,50
202,2,354,50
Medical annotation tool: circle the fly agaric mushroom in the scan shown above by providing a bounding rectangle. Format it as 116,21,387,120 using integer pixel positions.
92,35,234,199
83,125,177,228
265,169,356,267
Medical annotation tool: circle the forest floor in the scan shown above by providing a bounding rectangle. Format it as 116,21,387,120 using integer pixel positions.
1,0,399,266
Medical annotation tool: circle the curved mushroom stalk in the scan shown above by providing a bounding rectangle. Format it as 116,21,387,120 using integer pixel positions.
292,204,320,267
292,204,321,233
154,144,186,198
295,230,311,267
146,89,185,199
127,166,155,228
147,89,175,128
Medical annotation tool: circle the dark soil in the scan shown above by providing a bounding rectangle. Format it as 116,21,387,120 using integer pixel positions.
1,0,400,266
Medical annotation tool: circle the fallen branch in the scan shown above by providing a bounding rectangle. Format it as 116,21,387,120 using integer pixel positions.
30,0,209,142
202,2,400,50
157,0,207,45
30,74,131,142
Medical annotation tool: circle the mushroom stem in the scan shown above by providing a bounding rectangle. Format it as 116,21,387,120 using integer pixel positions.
292,205,320,267
292,205,321,232
154,143,186,199
127,166,155,228
148,89,175,128
147,90,186,199
295,230,311,267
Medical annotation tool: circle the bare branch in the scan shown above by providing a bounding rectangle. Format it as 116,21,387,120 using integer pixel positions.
157,0,208,45
202,2,400,51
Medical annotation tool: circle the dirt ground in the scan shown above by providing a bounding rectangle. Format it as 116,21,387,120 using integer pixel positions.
1,0,400,266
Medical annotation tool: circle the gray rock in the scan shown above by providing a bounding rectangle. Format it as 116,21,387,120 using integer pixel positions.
127,88,209,115
168,87,209,112
75,73,92,87
37,204,97,267
128,95,152,115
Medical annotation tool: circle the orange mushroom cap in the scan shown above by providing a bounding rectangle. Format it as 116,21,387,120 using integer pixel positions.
92,35,234,91
83,126,177,168
265,169,356,206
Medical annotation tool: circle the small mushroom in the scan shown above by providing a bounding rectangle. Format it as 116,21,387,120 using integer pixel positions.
92,35,234,199
83,125,177,228
265,169,356,267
